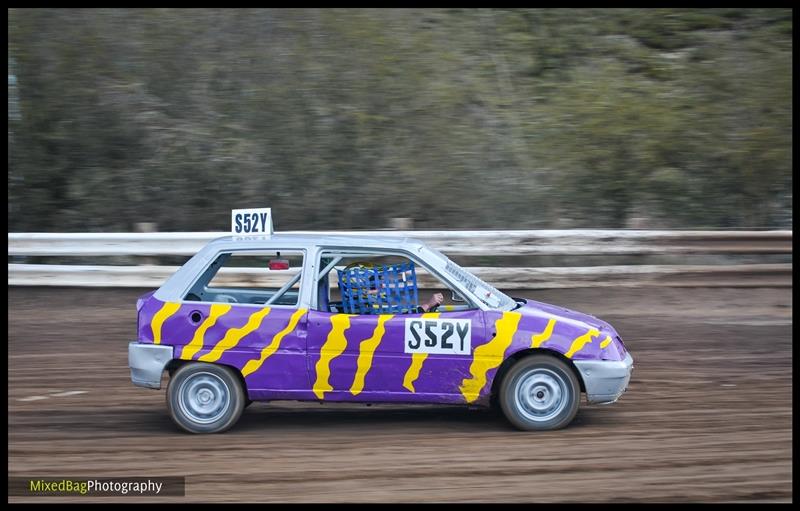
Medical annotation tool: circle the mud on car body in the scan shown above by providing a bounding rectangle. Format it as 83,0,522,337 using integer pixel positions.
129,231,633,433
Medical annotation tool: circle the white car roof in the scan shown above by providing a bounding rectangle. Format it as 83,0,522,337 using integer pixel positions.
153,233,516,312
207,233,427,251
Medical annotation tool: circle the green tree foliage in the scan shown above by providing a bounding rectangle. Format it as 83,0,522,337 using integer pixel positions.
7,8,792,231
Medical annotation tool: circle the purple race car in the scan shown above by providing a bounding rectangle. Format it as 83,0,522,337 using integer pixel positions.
129,233,633,433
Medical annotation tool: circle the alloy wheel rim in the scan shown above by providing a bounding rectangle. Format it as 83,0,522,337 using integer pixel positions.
178,372,231,424
515,368,569,422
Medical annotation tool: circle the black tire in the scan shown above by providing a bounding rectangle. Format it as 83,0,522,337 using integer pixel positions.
488,391,503,417
499,354,581,431
166,363,246,434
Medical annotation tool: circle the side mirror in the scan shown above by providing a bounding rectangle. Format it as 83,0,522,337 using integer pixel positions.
451,290,466,303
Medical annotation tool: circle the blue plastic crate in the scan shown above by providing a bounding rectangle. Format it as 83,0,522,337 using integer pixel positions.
337,261,419,314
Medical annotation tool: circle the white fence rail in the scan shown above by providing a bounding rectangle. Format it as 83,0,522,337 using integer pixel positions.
8,230,793,256
7,231,793,289
8,263,791,289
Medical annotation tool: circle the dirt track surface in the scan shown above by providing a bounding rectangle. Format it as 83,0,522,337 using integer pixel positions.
8,287,793,503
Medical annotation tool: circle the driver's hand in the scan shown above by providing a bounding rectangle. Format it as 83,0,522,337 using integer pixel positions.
423,293,444,311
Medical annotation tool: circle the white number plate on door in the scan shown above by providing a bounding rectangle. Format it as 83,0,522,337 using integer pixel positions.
404,318,471,355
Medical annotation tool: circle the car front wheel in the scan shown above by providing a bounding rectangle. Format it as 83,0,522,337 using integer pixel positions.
499,354,581,431
167,362,245,434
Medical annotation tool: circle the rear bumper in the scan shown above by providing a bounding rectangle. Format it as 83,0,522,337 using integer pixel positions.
573,352,634,404
128,342,173,389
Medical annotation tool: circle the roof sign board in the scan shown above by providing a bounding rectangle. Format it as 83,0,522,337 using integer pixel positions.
232,208,273,236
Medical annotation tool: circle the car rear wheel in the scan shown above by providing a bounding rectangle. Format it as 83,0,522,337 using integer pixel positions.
499,354,580,431
167,362,245,434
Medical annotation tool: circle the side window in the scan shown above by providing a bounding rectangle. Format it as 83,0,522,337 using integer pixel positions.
315,251,477,314
184,250,304,306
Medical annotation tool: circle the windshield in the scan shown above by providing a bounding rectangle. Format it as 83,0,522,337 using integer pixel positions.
422,244,516,311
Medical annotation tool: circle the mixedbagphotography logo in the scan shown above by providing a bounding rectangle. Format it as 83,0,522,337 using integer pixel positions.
9,477,185,497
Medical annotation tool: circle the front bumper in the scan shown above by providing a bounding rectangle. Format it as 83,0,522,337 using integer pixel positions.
573,352,633,404
128,342,173,389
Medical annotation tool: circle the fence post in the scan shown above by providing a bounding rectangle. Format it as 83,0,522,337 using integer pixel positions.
134,222,158,265
389,218,413,230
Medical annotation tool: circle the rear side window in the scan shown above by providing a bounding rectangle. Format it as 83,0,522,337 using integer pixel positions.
184,250,304,306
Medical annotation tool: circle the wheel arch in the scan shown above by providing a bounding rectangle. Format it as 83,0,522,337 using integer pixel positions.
490,348,586,403
165,359,250,396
